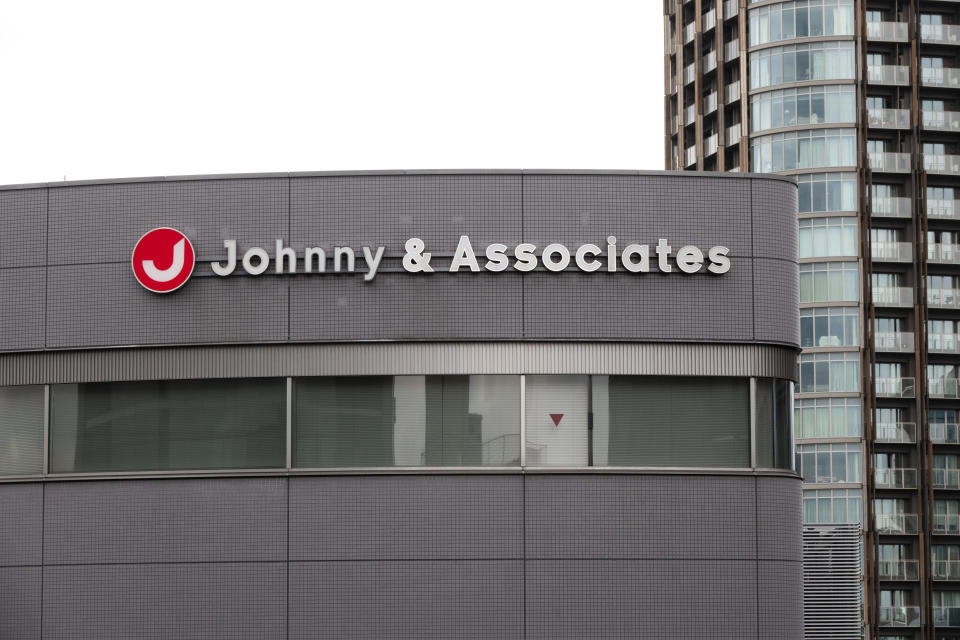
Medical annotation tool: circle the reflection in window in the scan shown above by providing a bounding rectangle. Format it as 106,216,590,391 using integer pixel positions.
750,41,855,90
751,128,856,173
750,85,856,133
755,378,793,469
50,379,287,473
0,385,44,475
749,0,854,46
293,375,520,467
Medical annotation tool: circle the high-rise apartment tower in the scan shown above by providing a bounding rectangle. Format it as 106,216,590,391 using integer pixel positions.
665,0,960,638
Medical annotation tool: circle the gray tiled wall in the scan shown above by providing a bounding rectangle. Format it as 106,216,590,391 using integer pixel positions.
0,173,798,351
0,473,802,639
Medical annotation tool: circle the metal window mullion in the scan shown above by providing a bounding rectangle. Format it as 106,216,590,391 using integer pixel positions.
519,375,526,469
286,377,293,470
43,384,50,476
750,377,757,469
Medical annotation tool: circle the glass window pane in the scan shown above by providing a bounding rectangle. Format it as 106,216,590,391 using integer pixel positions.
50,379,286,473
0,385,45,475
293,375,520,468
525,375,589,466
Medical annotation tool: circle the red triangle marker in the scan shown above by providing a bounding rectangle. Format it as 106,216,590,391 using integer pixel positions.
550,413,564,427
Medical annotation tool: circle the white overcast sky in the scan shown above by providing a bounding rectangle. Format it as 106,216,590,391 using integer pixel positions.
0,1,664,185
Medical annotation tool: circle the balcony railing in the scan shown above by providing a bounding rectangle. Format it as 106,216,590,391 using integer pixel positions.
724,80,740,104
875,285,913,308
924,154,960,175
878,559,920,581
922,67,960,88
933,422,960,444
704,92,717,115
875,331,915,352
934,560,960,581
723,0,736,20
683,21,695,44
876,512,919,535
872,241,913,263
875,377,916,398
929,199,960,220
878,606,921,627
929,243,960,264
922,23,960,44
702,8,716,32
724,38,739,61
929,288,960,309
684,104,695,126
726,122,741,144
869,108,911,129
703,50,717,74
867,21,909,42
868,64,910,86
934,513,960,535
934,468,960,489
924,110,960,132
876,422,917,444
934,607,960,627
684,145,696,167
876,467,919,490
930,378,960,399
872,196,911,218
683,62,695,86
704,133,718,156
870,151,912,173
931,335,960,354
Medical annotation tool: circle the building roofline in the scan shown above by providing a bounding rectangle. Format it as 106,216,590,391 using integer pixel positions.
0,169,797,191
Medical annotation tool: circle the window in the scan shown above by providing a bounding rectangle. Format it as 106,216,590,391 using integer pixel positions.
749,0,855,46
935,454,960,489
293,375,520,468
803,488,861,524
755,378,793,469
800,262,859,302
796,443,861,483
798,352,860,393
799,218,857,258
797,173,856,213
751,128,856,173
50,379,287,473
935,500,960,535
749,85,856,133
525,375,755,468
795,398,861,438
800,307,859,347
750,41,855,90
0,385,44,476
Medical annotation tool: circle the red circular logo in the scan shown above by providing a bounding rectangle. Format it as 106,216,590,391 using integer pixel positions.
131,228,196,293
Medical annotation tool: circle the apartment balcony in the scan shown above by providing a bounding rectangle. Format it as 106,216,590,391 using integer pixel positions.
934,468,960,489
702,8,716,33
868,64,911,86
724,38,739,61
922,23,960,45
934,560,960,581
703,50,717,74
934,513,960,535
875,331,915,353
934,607,960,627
875,285,913,308
869,108,911,130
723,0,736,20
924,154,960,175
876,512,919,535
726,122,741,145
930,243,960,264
875,377,916,398
684,145,696,168
724,80,740,104
876,421,917,444
870,151,912,173
930,378,960,399
878,559,920,581
878,606,921,627
924,110,960,132
872,197,912,219
929,199,960,220
703,91,718,115
872,242,913,263
876,467,919,490
933,422,960,444
684,104,695,126
684,21,695,44
704,133,718,157
929,288,960,309
932,333,960,355
683,62,695,86
922,67,960,88
867,21,909,42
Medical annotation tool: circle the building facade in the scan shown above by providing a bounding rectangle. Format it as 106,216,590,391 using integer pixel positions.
0,171,800,639
664,1,960,638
